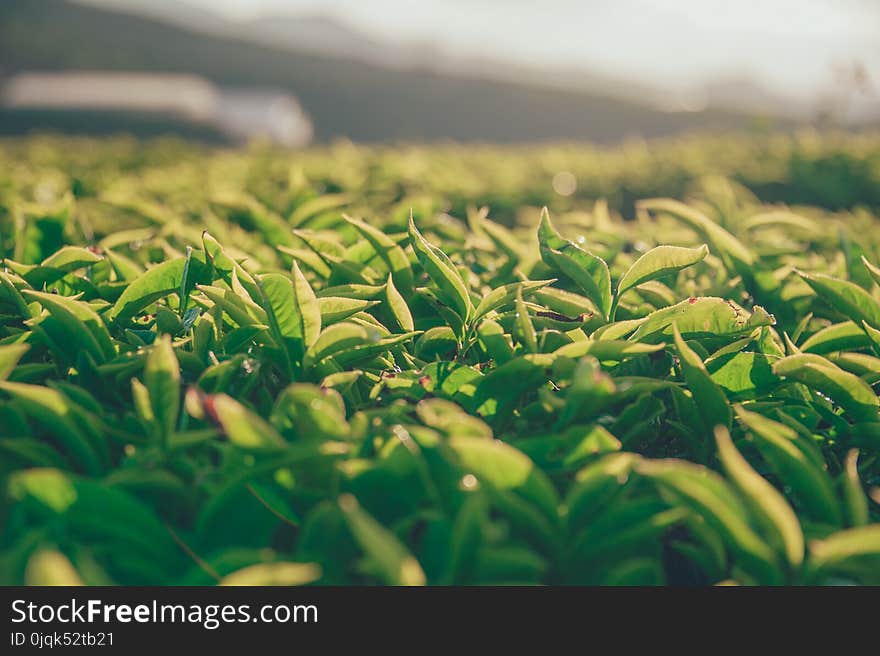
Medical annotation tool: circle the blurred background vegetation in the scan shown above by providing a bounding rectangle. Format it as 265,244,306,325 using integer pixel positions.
2,132,879,261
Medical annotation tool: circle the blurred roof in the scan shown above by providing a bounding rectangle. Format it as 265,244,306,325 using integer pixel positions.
1,71,313,145
4,71,217,119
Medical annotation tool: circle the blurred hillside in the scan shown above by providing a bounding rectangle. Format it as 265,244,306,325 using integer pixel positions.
0,0,775,143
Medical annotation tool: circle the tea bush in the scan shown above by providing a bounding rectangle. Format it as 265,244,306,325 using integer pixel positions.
1,132,879,585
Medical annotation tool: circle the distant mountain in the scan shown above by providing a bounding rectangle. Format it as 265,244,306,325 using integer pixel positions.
71,1,701,110
74,0,229,34
1,0,767,143
73,1,456,70
68,0,878,126
238,13,407,64
702,76,808,119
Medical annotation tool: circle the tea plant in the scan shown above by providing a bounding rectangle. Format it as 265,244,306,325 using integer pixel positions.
1,134,879,585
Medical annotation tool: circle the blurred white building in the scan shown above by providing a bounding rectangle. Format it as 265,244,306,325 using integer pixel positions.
1,71,313,146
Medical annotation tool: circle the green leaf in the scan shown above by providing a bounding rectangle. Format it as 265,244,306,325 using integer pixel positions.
593,318,644,340
197,284,266,328
40,245,102,271
25,549,85,586
307,322,376,365
415,326,458,360
144,334,180,444
211,192,293,246
556,357,617,429
616,244,708,300
444,491,488,583
417,398,492,439
384,274,414,331
809,525,880,577
408,215,472,324
714,426,804,568
841,450,869,527
178,245,195,314
513,288,537,353
202,393,287,450
569,499,686,567
23,246,102,288
289,193,349,227
801,321,872,354
476,319,513,364
481,217,524,264
344,215,414,291
554,339,665,361
735,406,842,525
0,343,29,381
631,297,774,343
531,287,598,320
332,331,419,367
292,262,322,347
258,268,321,370
219,562,321,586
707,352,779,397
772,353,878,423
271,383,349,441
473,353,554,417
23,290,115,363
862,320,880,350
318,283,385,300
744,210,822,236
859,255,880,289
637,198,754,275
108,254,209,324
673,324,732,431
565,453,640,529
828,352,880,379
446,436,559,520
538,208,611,319
0,381,103,474
285,232,344,278
317,296,378,325
798,271,880,329
473,279,554,321
339,494,426,585
0,270,32,318
131,377,155,431
638,459,782,584
8,468,178,565
516,424,621,475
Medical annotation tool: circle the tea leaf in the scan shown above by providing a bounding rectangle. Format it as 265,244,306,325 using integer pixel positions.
219,562,321,586
144,334,181,444
339,494,426,586
736,406,842,525
202,394,287,450
384,274,414,332
631,297,774,343
638,459,782,584
408,215,472,324
23,290,115,363
616,244,708,300
673,324,732,431
798,271,880,329
344,215,414,291
538,208,612,319
714,426,804,568
109,254,209,324
773,353,879,423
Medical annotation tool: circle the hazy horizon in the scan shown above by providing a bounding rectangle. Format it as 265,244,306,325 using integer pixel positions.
76,0,879,107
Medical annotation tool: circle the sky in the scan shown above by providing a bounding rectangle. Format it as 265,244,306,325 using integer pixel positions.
83,0,879,102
